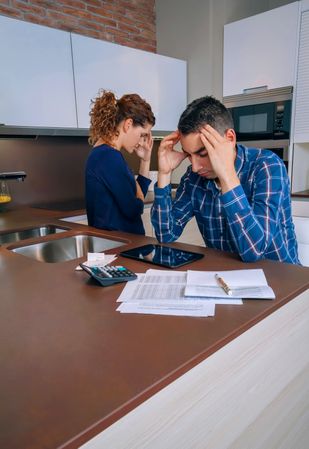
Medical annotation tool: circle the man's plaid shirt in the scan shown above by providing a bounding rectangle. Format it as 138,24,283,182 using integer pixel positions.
151,144,299,264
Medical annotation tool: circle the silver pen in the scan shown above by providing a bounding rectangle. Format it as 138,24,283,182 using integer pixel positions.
215,273,233,296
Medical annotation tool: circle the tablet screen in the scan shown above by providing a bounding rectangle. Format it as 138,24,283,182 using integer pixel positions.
120,244,204,268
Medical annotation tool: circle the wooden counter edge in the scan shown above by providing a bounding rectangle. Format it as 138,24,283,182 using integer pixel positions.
66,288,309,449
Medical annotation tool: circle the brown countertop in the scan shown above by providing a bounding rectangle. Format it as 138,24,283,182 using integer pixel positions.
291,189,309,199
1,207,309,449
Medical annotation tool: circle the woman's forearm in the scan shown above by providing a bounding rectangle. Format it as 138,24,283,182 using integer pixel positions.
139,158,151,178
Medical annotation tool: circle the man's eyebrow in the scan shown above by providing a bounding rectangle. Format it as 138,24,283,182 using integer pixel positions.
182,146,205,155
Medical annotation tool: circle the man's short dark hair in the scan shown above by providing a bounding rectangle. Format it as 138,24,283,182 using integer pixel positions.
178,96,234,136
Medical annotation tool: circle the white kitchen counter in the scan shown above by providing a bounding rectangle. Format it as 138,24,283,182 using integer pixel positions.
80,288,309,449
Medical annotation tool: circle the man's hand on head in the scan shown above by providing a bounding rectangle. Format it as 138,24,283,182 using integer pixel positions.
200,125,240,193
157,131,187,188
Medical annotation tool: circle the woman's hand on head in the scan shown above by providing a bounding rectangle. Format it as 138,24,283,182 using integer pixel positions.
134,133,153,162
158,131,187,175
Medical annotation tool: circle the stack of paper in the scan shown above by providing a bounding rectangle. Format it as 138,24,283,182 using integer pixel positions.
185,269,275,299
115,268,275,317
116,269,243,317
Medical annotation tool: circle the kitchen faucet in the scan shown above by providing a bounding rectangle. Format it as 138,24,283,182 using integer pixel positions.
0,171,27,181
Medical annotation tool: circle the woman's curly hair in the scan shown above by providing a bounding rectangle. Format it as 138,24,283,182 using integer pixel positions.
89,89,155,146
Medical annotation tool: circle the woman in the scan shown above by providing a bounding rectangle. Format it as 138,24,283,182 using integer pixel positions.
85,90,155,235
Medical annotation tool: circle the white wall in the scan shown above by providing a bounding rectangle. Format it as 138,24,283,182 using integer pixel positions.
156,0,297,102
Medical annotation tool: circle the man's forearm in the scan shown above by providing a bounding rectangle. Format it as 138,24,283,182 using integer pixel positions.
221,184,272,262
151,185,176,243
219,173,240,194
157,171,172,188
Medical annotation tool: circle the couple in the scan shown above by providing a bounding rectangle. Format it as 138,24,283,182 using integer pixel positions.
85,90,299,265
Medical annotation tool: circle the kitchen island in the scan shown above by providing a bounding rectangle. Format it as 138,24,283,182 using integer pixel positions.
0,207,309,449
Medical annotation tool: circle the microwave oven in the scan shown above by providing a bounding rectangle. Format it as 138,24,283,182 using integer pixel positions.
232,138,290,171
223,86,292,141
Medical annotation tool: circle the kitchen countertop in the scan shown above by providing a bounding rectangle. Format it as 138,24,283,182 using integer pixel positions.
1,207,309,449
291,189,309,199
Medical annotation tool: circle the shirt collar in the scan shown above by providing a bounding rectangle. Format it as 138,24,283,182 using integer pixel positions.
235,144,246,176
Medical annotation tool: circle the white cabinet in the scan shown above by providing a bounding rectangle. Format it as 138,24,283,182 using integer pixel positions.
0,16,186,132
142,207,154,237
293,9,309,143
291,7,309,192
71,33,187,131
293,216,309,266
0,15,77,128
176,217,205,247
143,206,205,246
291,143,309,193
292,200,309,218
223,2,299,97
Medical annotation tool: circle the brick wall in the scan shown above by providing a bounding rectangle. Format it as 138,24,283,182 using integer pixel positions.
0,0,156,52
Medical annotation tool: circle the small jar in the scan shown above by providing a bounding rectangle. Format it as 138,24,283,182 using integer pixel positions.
0,180,12,206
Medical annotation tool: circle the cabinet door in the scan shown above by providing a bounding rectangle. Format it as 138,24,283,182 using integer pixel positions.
177,217,205,247
293,216,309,266
293,10,309,143
223,2,299,97
142,207,154,237
0,16,77,128
71,33,187,131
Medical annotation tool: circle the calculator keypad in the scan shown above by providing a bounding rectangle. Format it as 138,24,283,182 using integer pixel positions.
80,264,137,286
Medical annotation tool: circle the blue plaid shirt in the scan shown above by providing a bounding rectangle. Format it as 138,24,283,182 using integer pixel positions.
151,144,300,264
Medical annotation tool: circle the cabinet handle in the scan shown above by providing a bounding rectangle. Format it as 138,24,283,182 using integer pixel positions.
243,85,268,94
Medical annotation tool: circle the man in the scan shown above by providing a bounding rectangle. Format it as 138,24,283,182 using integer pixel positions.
151,96,299,264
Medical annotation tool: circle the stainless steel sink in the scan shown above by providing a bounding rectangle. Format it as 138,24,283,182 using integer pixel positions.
0,225,68,245
11,234,125,263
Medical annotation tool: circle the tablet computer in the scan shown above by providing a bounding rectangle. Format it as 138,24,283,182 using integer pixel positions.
120,244,204,269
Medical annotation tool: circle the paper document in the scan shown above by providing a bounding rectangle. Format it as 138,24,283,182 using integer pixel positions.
117,302,215,317
75,252,117,270
139,269,187,284
116,269,216,317
116,269,242,317
185,269,275,299
118,271,187,302
117,270,242,305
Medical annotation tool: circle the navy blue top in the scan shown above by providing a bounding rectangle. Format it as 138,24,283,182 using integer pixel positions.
85,144,151,235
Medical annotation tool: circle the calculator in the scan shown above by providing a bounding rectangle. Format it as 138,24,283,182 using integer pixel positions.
79,263,137,287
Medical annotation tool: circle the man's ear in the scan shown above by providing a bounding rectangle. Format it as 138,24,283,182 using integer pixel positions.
123,118,133,133
225,128,236,144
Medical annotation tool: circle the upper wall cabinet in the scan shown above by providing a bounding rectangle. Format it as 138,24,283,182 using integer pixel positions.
71,33,187,131
293,8,309,143
0,15,77,128
223,2,300,97
0,15,186,132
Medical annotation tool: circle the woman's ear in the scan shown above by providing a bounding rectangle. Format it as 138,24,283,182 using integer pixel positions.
123,118,133,133
225,128,236,144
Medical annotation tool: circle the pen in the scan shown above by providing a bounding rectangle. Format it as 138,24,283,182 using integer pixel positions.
215,273,233,296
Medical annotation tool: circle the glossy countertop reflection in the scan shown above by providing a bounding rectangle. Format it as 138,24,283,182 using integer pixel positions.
0,206,308,449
